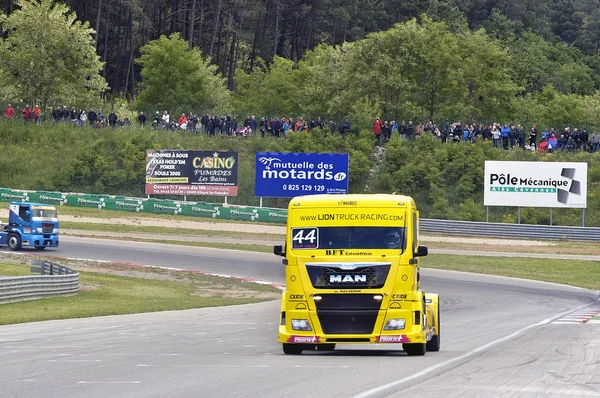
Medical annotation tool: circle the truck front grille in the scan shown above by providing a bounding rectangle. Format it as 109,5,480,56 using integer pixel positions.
315,294,381,335
42,223,54,233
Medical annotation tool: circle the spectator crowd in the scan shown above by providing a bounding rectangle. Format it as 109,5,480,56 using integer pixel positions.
372,118,600,153
3,102,599,153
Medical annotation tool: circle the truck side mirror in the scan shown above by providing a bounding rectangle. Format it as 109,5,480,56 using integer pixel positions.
273,245,286,257
414,245,428,257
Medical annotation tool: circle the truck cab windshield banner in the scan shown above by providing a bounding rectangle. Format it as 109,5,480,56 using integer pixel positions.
146,150,238,196
255,152,349,198
484,161,587,208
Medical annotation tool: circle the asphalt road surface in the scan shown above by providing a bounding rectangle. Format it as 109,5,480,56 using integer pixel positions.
1,237,599,398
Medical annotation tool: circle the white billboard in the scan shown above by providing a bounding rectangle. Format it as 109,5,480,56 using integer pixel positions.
484,161,587,208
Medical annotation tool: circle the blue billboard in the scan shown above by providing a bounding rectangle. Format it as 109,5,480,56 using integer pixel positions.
255,152,349,198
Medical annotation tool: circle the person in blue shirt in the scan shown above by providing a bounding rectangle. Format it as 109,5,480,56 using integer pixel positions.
501,124,510,150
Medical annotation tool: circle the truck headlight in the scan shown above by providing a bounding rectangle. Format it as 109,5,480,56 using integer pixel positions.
384,319,406,330
291,319,312,331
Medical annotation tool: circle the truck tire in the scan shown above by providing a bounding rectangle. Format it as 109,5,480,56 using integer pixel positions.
8,233,21,251
426,301,441,352
316,344,336,351
282,344,303,355
403,343,426,356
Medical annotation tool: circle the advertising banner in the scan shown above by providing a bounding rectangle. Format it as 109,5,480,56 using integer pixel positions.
255,152,349,198
484,161,587,208
146,150,238,196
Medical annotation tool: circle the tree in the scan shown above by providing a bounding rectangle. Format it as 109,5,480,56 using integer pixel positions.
0,0,108,110
134,32,230,115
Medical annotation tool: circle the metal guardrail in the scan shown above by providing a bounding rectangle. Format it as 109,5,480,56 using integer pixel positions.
420,219,600,242
0,260,79,304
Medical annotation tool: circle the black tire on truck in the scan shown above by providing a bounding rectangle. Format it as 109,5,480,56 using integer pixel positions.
426,301,441,352
403,343,426,356
316,344,336,351
282,344,303,355
8,233,22,251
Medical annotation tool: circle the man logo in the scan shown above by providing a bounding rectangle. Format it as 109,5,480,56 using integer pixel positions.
330,275,367,283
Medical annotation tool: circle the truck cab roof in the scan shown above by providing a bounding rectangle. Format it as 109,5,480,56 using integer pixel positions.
288,194,416,209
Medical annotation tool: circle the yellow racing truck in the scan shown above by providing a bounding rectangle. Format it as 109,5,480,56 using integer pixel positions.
274,194,439,356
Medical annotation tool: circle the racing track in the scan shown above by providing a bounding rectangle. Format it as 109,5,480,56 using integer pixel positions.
1,236,599,398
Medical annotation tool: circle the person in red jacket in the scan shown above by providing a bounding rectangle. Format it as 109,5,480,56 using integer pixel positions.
373,117,383,145
3,104,14,120
178,113,188,129
22,105,32,124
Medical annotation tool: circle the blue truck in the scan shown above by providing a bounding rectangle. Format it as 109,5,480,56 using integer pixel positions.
0,202,59,251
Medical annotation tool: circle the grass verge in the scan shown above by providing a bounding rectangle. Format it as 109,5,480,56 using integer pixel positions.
421,253,600,291
0,259,281,326
60,221,283,241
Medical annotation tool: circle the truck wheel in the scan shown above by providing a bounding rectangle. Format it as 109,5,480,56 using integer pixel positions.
316,344,336,351
34,246,46,251
403,343,426,356
426,301,441,352
282,344,303,355
8,233,21,251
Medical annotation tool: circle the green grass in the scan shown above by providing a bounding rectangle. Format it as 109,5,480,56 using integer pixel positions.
421,253,600,290
61,221,284,240
67,234,276,252
0,262,281,325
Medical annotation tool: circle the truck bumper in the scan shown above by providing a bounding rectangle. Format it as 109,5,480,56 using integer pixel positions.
278,326,427,345
21,234,59,248
278,308,429,345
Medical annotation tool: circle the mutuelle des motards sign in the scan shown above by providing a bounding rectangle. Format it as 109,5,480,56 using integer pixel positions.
146,150,238,196
255,152,349,198
484,161,587,208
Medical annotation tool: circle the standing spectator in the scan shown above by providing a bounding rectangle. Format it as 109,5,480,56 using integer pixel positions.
178,113,187,129
381,121,391,143
500,124,510,149
373,117,383,145
88,108,97,127
590,130,599,153
529,124,538,150
108,110,117,128
70,106,79,126
3,103,15,120
52,106,61,125
249,115,258,134
22,105,32,124
61,105,69,123
452,121,462,142
79,110,87,127
582,129,589,152
508,124,516,148
516,124,524,148
399,120,407,139
97,109,105,125
283,118,291,137
138,111,147,127
328,120,336,134
162,111,170,126
406,120,415,141
492,125,501,148
32,105,42,124
391,120,398,137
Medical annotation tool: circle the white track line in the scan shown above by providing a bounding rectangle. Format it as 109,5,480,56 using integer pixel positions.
351,299,599,398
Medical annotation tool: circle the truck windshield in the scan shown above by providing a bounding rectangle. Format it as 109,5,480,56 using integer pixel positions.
31,209,57,218
292,226,405,250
